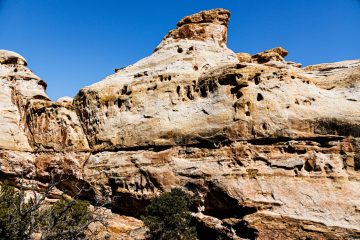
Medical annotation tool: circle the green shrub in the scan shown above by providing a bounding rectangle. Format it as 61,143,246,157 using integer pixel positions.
0,184,35,240
40,198,92,239
142,188,197,240
0,182,100,240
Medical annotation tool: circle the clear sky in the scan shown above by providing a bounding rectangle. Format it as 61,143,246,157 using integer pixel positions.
1,0,359,100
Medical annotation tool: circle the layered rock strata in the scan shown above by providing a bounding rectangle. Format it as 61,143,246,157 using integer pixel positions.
1,8,360,240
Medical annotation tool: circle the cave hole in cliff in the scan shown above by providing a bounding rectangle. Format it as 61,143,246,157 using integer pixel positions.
200,86,208,98
304,159,321,172
192,211,257,240
194,219,228,240
283,145,307,154
121,85,128,94
108,178,151,217
201,109,209,115
116,99,126,109
314,119,360,138
38,80,48,90
197,79,218,98
257,93,264,101
203,183,257,219
245,111,251,117
233,220,258,240
230,85,242,96
354,153,360,171
110,192,151,217
192,80,197,91
324,163,334,173
254,74,261,85
33,94,50,101
186,85,194,100
236,63,247,69
236,91,243,99
177,47,183,53
219,74,238,86
208,81,218,93
176,85,181,96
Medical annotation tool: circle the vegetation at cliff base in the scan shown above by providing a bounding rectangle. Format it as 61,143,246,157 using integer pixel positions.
0,182,103,240
142,188,197,240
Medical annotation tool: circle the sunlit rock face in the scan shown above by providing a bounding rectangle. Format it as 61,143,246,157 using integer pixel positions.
1,8,360,240
73,8,239,151
0,50,89,152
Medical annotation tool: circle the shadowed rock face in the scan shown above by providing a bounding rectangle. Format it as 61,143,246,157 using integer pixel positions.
1,9,360,240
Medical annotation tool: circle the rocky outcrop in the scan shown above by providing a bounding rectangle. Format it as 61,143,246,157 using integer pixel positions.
73,8,238,152
1,8,360,240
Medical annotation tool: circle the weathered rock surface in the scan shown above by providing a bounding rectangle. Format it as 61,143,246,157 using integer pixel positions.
1,9,360,240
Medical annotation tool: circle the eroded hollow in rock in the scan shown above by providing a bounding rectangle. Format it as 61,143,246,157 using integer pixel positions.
315,119,360,137
194,219,227,240
257,93,264,101
203,183,257,219
108,178,151,217
193,183,259,239
233,220,258,240
254,73,261,85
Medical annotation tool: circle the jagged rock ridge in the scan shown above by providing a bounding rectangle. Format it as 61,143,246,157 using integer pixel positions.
1,9,360,240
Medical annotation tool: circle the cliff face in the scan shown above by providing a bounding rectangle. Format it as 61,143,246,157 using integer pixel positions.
1,9,360,239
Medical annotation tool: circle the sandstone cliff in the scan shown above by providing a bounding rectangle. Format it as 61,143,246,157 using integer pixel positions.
1,8,360,240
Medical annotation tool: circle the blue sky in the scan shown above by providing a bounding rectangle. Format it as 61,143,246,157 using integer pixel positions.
1,0,359,100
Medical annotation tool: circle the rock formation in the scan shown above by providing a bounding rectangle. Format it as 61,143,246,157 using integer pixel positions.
1,8,360,239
